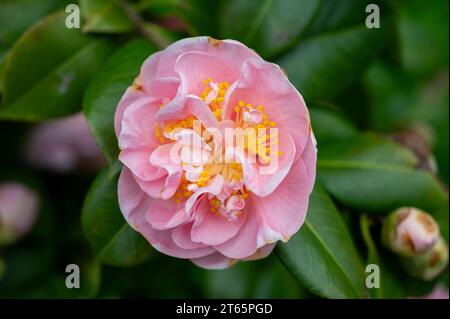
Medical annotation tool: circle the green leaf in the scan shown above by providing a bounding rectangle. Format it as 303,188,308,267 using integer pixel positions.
0,0,62,47
138,0,220,37
276,184,365,299
0,0,70,92
84,39,158,162
318,133,419,166
276,23,388,101
80,0,133,34
318,134,449,215
305,0,378,36
395,0,449,74
364,61,449,185
0,12,114,121
82,166,152,267
309,105,358,145
220,0,320,58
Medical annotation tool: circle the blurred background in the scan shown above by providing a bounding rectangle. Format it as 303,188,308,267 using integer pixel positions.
0,0,448,298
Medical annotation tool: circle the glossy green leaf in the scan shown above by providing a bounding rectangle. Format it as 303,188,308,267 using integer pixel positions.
318,134,448,214
318,133,419,166
0,0,62,47
221,0,320,57
276,184,365,299
80,0,133,34
364,61,449,185
395,0,449,73
82,166,152,267
305,0,379,36
277,23,388,101
83,39,158,162
220,0,320,58
0,12,114,121
310,105,358,145
138,0,220,37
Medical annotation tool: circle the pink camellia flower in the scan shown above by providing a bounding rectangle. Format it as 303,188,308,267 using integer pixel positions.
0,182,40,245
115,37,317,269
25,113,106,173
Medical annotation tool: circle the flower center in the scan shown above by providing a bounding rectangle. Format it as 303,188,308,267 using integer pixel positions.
152,77,282,219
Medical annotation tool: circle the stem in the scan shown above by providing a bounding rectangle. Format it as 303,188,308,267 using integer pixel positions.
116,0,167,49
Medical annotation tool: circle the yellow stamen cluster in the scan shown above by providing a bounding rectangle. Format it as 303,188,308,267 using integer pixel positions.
153,124,167,144
163,115,196,134
210,197,221,214
233,100,282,161
226,162,243,181
173,175,193,204
196,169,210,187
154,116,198,143
233,101,277,128
200,78,230,120
209,187,248,217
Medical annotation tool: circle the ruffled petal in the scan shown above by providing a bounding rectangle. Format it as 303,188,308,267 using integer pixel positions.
224,58,311,159
191,197,247,246
190,252,235,269
174,51,239,96
253,160,310,246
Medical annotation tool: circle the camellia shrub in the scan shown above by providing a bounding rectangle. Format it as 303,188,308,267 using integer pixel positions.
0,0,448,299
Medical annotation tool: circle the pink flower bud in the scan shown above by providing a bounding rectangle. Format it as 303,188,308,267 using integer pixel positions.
0,182,40,245
24,113,106,173
402,237,449,281
382,207,440,256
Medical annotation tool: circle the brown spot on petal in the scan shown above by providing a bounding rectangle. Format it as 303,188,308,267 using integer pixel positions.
208,37,223,47
402,233,415,251
132,75,143,91
429,250,441,267
416,213,437,234
397,208,412,224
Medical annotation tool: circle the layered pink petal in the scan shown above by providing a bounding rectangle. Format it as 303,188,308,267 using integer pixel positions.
236,129,296,197
190,252,235,270
302,131,318,193
174,51,239,96
119,148,165,182
171,223,208,249
214,206,260,259
155,37,262,78
118,97,159,149
244,243,276,261
118,168,153,229
224,58,311,159
140,51,163,87
137,220,214,259
145,198,188,230
191,198,247,246
114,88,146,139
156,96,218,129
148,143,183,199
119,168,213,258
253,160,310,246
